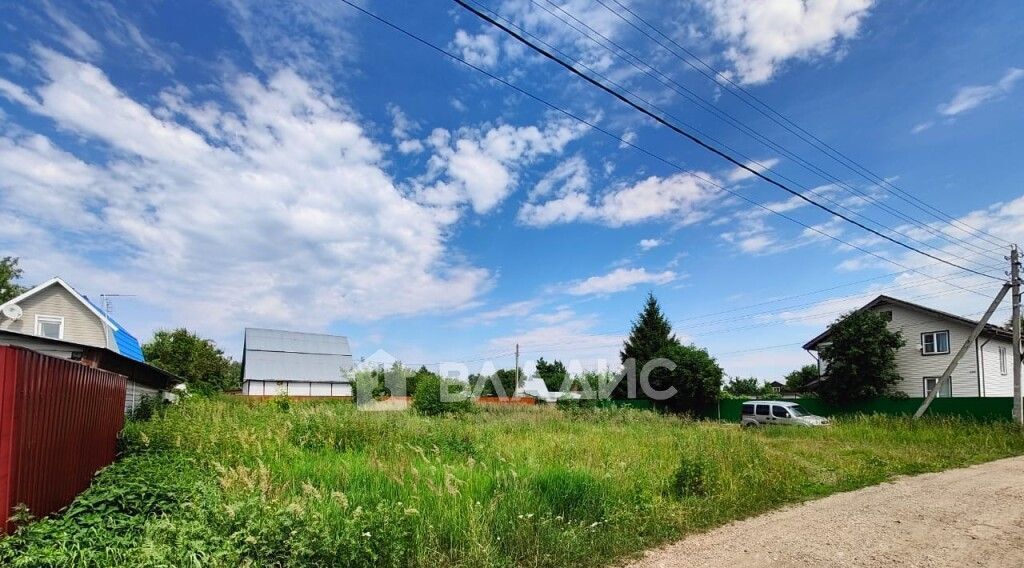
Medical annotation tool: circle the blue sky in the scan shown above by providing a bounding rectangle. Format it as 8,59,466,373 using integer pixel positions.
1,0,1022,380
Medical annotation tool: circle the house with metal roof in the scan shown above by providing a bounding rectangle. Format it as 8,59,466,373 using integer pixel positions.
241,328,355,397
0,277,145,361
803,295,1017,398
0,277,182,412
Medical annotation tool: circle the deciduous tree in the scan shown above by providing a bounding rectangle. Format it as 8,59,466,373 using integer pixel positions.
817,310,905,405
0,256,27,304
535,357,568,392
784,364,819,393
648,343,723,414
142,329,240,394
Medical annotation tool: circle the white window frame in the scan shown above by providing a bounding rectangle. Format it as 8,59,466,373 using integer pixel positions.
35,315,65,340
921,330,950,356
999,346,1008,375
923,377,950,398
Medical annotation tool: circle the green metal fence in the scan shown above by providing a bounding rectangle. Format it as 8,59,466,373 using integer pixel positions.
709,397,1015,422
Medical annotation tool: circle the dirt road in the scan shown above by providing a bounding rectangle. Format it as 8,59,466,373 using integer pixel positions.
627,456,1024,568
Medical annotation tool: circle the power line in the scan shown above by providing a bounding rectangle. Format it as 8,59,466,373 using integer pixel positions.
666,261,1004,326
522,0,1001,262
512,284,1008,358
338,0,1001,300
466,0,996,267
453,0,1004,282
595,0,1011,250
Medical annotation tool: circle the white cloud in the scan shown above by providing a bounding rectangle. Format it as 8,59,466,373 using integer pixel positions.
418,119,587,214
639,238,662,250
519,171,721,227
911,121,934,134
388,104,424,154
388,104,418,140
484,0,627,73
530,155,589,199
93,0,174,72
619,130,637,149
459,300,540,325
487,312,625,373
937,67,1024,117
0,51,499,338
566,267,677,296
452,30,500,68
218,0,357,74
726,157,780,182
42,1,103,60
699,0,874,84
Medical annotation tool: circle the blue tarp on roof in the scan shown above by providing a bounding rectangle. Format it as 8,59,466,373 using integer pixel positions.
82,296,146,362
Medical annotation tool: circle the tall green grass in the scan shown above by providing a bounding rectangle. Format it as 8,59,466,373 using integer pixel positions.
3,397,1023,567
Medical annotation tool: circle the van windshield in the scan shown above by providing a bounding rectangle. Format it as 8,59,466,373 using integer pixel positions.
788,405,808,417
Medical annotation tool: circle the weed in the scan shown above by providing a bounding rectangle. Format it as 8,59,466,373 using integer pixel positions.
4,397,1023,567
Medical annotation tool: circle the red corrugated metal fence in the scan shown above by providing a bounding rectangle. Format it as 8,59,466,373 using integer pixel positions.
0,345,126,533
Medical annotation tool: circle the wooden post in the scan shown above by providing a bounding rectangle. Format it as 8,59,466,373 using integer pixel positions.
914,283,1011,419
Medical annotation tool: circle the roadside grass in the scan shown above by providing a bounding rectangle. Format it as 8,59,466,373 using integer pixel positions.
3,397,1023,567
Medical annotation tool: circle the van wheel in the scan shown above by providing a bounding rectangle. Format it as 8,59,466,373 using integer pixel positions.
741,421,757,429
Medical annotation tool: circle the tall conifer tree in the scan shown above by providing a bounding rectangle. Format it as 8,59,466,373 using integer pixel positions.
615,292,680,399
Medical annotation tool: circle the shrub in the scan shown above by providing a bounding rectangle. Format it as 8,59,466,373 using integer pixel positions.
671,455,716,498
128,394,164,421
647,343,723,414
270,391,291,412
555,397,598,415
413,372,474,416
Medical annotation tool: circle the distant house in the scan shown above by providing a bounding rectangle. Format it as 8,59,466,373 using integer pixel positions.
516,377,581,403
803,295,1017,398
241,328,354,397
766,380,786,394
0,277,181,412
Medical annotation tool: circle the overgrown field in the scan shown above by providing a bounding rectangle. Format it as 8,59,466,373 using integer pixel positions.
4,398,1024,567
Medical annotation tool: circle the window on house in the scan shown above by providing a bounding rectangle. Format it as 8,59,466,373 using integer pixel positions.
999,347,1008,375
921,331,950,355
923,377,951,398
879,310,893,322
35,315,64,340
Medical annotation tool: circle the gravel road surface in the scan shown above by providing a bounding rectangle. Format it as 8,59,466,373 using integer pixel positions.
627,456,1024,568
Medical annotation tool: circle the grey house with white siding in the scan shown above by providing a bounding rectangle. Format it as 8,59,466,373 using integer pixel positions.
804,295,1017,398
241,328,354,397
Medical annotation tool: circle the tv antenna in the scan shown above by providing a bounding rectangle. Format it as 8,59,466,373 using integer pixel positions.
99,294,136,314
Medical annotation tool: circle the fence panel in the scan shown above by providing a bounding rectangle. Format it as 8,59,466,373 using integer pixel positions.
0,346,126,533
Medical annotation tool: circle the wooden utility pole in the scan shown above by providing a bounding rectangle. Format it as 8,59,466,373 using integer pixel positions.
1012,245,1022,424
914,282,1010,419
514,343,520,391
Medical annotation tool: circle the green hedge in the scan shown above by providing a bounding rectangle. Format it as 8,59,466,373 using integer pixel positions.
709,397,1015,422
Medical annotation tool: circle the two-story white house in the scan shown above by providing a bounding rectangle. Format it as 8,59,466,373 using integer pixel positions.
803,295,1017,398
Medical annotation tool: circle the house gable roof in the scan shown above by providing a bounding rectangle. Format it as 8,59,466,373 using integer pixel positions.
242,328,354,383
802,294,1013,351
0,277,145,362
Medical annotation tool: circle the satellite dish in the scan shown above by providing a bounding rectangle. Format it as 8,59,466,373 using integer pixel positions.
2,304,22,321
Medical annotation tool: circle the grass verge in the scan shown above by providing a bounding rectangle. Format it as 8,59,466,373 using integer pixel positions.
2,397,1023,567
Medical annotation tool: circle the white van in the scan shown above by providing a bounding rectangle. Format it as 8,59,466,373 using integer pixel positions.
740,400,829,428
